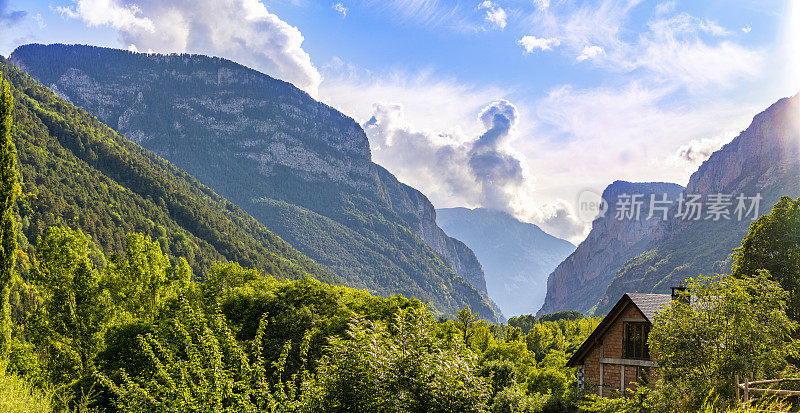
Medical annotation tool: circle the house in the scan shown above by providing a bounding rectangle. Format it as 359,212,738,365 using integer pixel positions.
566,287,685,397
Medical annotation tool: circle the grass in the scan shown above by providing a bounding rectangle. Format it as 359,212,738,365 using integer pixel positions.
0,370,51,413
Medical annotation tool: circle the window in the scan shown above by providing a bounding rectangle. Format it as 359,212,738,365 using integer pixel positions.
623,322,650,359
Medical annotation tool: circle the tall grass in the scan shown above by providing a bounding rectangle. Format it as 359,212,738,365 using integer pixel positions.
0,370,51,413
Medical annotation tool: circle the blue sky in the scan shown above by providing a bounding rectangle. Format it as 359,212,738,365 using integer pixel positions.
1,0,798,241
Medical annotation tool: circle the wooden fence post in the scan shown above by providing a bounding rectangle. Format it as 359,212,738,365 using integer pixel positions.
744,376,749,405
735,374,740,405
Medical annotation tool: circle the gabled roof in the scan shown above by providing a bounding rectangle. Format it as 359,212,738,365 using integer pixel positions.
627,293,672,323
566,293,672,367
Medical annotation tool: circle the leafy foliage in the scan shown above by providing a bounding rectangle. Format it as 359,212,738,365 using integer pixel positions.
0,71,18,362
732,196,800,320
648,273,797,411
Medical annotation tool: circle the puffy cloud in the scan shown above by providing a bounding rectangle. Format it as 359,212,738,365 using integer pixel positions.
469,100,529,211
333,3,347,17
576,45,604,61
479,1,507,29
0,0,26,25
669,135,729,172
741,26,751,33
518,35,560,53
55,0,154,31
364,102,478,207
363,99,587,242
56,0,322,95
537,200,588,242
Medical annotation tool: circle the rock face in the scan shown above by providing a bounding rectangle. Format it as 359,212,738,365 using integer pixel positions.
537,181,684,316
594,93,800,315
539,93,800,316
11,43,501,321
436,208,576,317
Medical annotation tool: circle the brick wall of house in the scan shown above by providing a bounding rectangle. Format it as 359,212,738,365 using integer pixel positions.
582,302,651,397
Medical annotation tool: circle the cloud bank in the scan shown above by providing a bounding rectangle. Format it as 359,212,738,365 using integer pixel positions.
57,0,322,95
364,100,586,242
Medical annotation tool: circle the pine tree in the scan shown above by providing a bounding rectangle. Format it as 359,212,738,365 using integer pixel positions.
0,72,18,363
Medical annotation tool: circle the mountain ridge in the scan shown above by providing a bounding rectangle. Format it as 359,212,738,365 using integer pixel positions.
537,181,684,315
10,43,501,321
594,92,800,315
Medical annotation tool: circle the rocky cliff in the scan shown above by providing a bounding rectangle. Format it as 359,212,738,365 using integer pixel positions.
11,43,501,321
537,181,684,315
594,93,800,314
436,208,575,317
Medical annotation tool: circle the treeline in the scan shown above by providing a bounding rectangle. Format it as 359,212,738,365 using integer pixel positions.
0,224,598,412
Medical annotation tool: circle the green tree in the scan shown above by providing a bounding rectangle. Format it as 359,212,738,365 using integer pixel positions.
105,233,176,322
732,196,800,320
312,308,491,412
0,72,17,364
649,272,797,411
29,227,111,385
98,297,309,413
456,307,478,346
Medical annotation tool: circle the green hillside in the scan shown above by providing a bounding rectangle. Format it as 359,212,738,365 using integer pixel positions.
0,56,333,283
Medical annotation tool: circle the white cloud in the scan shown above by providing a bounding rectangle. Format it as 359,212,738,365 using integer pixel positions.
518,35,560,53
576,45,604,61
635,13,762,88
533,0,550,10
698,19,728,36
333,2,347,17
57,0,322,95
55,0,155,32
479,1,507,29
668,135,730,172
741,26,751,33
521,83,763,227
654,1,675,15
319,65,505,135
34,13,46,28
126,43,138,52
521,1,762,90
358,97,588,242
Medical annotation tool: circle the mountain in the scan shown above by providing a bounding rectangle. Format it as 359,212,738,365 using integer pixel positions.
435,207,575,317
537,181,684,315
593,93,800,315
0,56,332,285
10,43,500,321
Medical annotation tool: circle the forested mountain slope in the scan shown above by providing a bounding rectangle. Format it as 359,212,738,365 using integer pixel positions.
10,44,499,321
0,56,331,283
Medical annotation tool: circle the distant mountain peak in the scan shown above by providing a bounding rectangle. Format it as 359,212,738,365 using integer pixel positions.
437,207,575,317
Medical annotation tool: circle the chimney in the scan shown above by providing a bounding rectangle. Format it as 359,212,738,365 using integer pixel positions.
671,284,688,303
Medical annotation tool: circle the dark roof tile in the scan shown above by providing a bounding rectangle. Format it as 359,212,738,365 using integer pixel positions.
626,293,672,322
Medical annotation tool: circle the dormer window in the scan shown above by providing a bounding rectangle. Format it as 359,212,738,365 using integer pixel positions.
624,322,650,359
